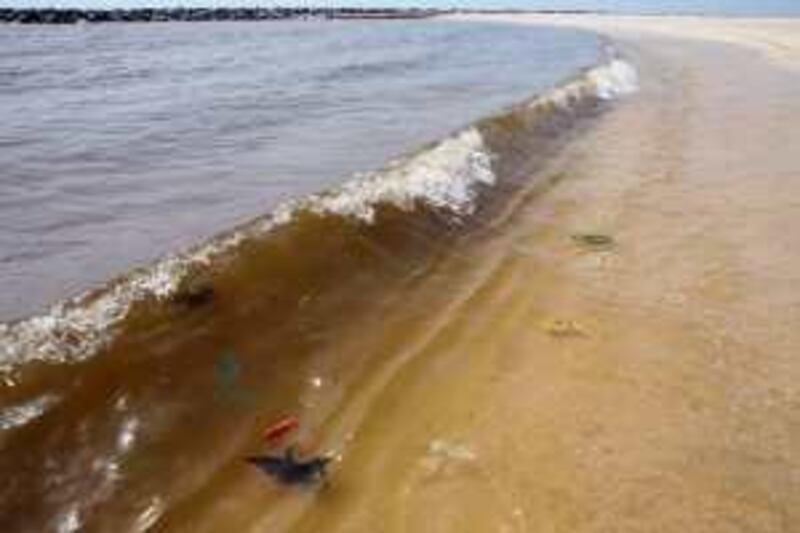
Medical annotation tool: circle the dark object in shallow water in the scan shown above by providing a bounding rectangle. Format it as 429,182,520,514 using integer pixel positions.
172,284,215,308
246,447,331,486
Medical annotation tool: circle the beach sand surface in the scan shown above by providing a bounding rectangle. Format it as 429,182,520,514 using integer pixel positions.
453,13,800,68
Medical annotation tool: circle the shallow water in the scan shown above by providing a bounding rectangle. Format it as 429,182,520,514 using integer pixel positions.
0,20,600,320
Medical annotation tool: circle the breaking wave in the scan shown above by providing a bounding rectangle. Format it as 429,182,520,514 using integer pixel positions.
0,57,637,384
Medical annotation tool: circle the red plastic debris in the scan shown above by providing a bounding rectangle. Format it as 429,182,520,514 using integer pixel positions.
263,415,299,445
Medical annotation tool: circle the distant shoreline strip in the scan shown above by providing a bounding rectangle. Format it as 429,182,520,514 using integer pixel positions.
0,8,600,25
0,7,439,24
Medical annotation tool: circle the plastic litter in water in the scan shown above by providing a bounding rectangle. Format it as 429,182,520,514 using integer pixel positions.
246,446,331,487
262,414,300,446
427,439,477,461
215,351,240,388
419,439,477,479
214,350,255,405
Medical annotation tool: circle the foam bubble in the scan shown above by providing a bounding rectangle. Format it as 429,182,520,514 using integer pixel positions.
531,57,639,110
0,394,59,431
588,59,640,100
94,457,121,484
117,416,139,453
56,507,81,533
134,497,164,532
305,128,495,223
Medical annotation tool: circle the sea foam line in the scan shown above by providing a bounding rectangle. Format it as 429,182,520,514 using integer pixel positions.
532,57,639,110
0,127,493,380
0,57,638,383
0,394,59,430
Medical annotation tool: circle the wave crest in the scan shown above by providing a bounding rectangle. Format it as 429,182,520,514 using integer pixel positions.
0,57,638,384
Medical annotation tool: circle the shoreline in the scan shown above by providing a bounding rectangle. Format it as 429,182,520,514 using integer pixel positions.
0,7,443,24
445,12,800,68
5,8,799,26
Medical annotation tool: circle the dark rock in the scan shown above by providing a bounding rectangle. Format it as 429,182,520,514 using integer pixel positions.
0,7,443,25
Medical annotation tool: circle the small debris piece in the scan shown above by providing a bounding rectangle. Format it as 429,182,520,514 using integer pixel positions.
427,439,476,462
263,414,300,445
571,233,615,249
214,351,255,405
246,446,331,486
215,351,240,390
420,439,477,478
540,318,588,338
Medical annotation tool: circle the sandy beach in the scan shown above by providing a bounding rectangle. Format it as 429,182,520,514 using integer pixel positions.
274,14,800,532
453,13,800,68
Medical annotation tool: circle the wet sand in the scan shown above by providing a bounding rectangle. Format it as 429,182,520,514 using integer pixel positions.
263,16,800,532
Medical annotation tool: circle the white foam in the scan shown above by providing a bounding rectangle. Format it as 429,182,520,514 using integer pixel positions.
0,394,59,431
134,497,164,532
56,507,81,533
94,457,121,484
117,416,139,453
305,128,495,223
0,259,188,380
532,58,639,110
114,394,129,412
588,59,640,100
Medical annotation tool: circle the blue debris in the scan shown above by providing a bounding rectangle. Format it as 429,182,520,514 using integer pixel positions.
246,446,331,486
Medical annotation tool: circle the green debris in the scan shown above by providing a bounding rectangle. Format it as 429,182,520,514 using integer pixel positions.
215,350,255,405
571,233,615,249
216,351,241,389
